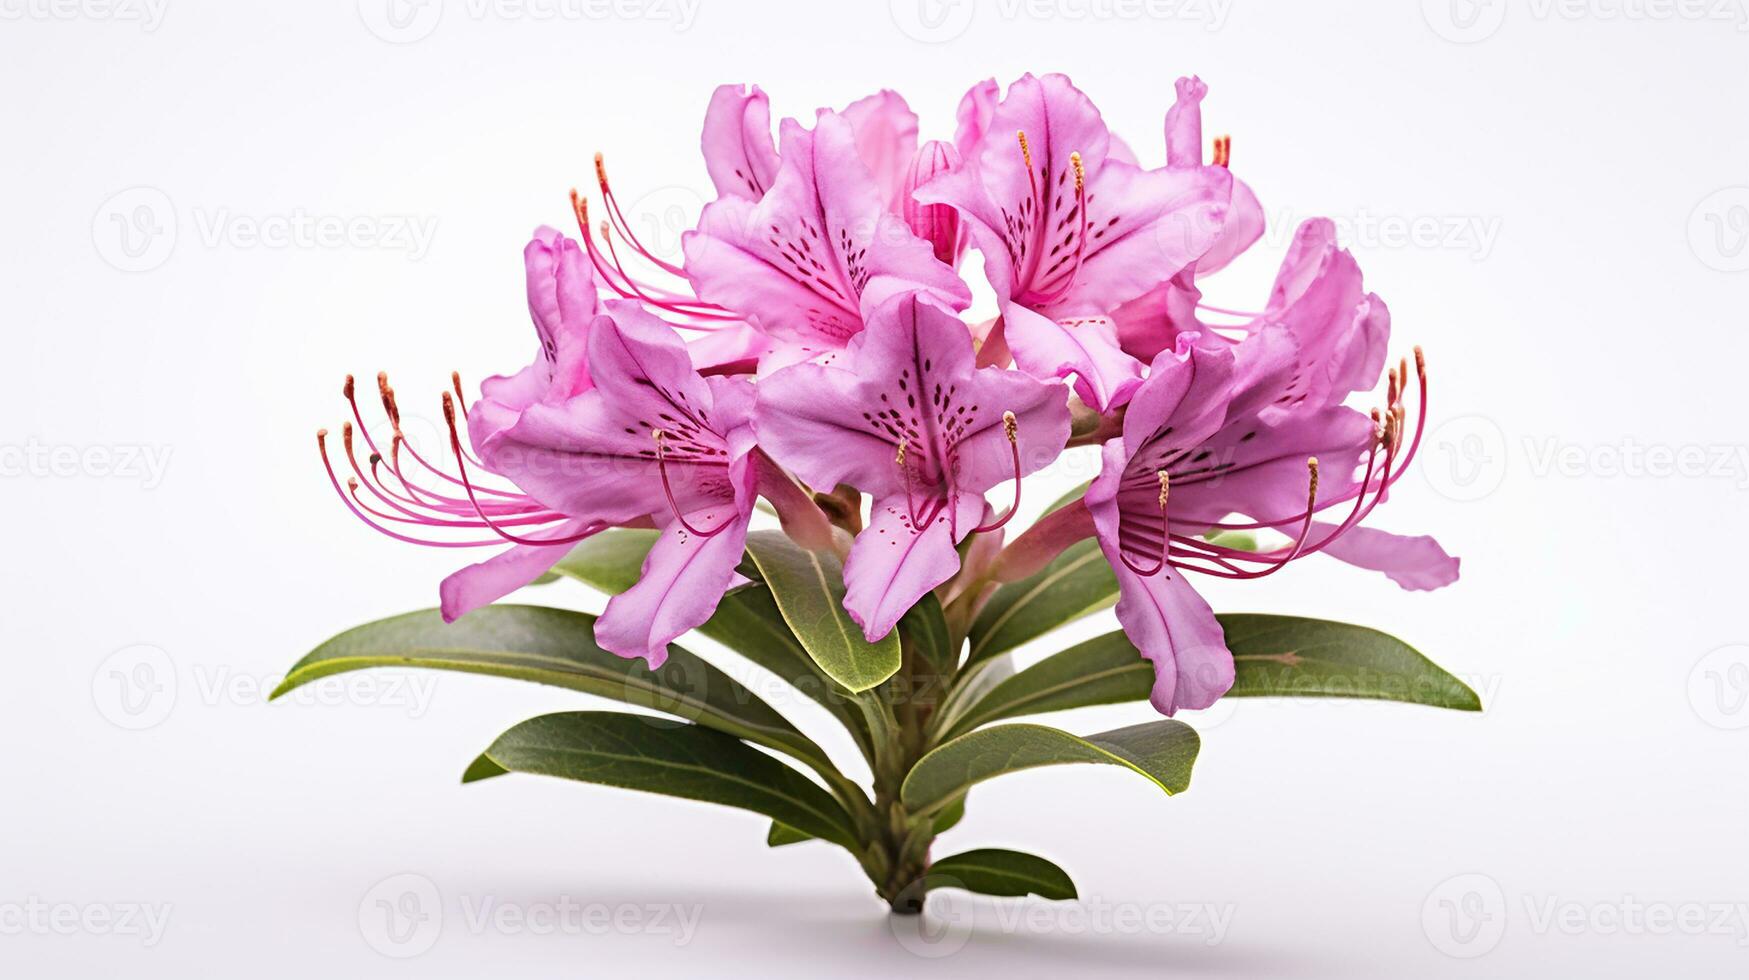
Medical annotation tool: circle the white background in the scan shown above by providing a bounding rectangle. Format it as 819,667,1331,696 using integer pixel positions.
4,0,1747,976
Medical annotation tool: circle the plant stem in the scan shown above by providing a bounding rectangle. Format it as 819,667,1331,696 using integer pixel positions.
865,633,940,914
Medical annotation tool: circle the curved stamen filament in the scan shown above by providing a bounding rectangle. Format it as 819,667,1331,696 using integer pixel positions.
1117,470,1172,577
1033,150,1090,306
973,412,1023,534
895,437,949,531
1169,458,1321,579
570,191,734,327
442,393,597,547
595,152,687,278
653,429,729,538
318,429,512,548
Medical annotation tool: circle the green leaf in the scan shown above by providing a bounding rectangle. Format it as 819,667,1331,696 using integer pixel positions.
742,531,901,693
898,593,956,676
551,529,874,758
928,656,1015,740
931,795,967,835
939,632,1152,741
273,605,835,776
471,711,860,850
461,754,509,783
765,821,813,847
901,721,1199,815
553,529,661,594
966,539,1117,667
768,791,966,849
944,617,1480,737
1202,529,1259,552
922,849,1077,901
1220,614,1482,709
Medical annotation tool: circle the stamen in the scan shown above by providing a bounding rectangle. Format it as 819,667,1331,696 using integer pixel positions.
973,411,1024,533
1212,135,1231,168
1169,458,1320,579
1016,130,1033,172
1032,149,1091,305
595,151,687,277
1117,469,1171,577
893,437,948,530
653,429,729,538
317,428,511,548
377,371,402,435
570,189,734,325
441,392,598,547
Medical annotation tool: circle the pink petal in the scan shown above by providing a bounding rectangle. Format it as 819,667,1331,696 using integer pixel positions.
839,89,919,211
1164,76,1208,169
1087,443,1232,715
1002,303,1143,412
953,78,1000,162
596,504,752,666
685,113,968,348
1313,524,1460,591
701,83,778,200
843,494,984,643
438,519,594,623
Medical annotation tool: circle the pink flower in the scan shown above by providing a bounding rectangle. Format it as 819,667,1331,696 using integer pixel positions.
918,73,1235,411
755,294,1070,641
683,103,969,350
1076,322,1451,715
317,234,767,666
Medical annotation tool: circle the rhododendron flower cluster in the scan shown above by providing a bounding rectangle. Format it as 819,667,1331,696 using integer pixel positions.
317,73,1456,718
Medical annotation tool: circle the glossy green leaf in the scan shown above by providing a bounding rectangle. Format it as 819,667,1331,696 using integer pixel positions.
551,529,874,758
931,795,967,835
922,849,1077,901
898,593,956,676
901,721,1199,815
1220,614,1482,708
928,656,1015,741
966,539,1117,666
553,529,661,594
742,531,901,693
469,711,859,850
944,616,1479,737
272,605,834,775
766,789,965,851
939,632,1151,741
765,821,813,847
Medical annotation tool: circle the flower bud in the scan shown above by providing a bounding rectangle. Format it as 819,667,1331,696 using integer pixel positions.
900,140,964,268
